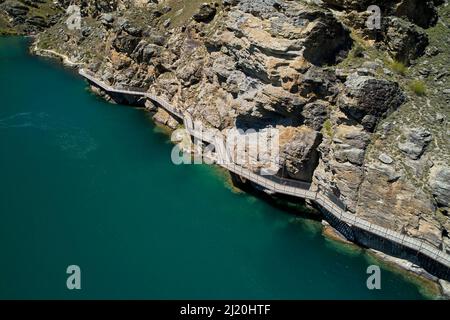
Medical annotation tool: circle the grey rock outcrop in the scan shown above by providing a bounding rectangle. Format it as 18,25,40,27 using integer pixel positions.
193,3,217,23
322,0,440,64
301,10,352,66
395,0,439,29
382,17,429,65
333,125,371,165
379,153,394,164
338,73,406,130
322,0,439,28
429,165,450,208
398,128,432,160
301,101,330,131
282,127,322,182
113,32,141,54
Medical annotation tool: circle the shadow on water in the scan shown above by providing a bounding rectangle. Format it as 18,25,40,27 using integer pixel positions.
228,173,322,221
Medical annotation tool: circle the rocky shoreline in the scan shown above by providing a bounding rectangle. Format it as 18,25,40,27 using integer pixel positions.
2,0,449,297
32,45,81,67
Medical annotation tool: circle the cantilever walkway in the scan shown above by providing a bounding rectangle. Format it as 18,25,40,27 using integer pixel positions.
79,68,450,271
79,69,183,119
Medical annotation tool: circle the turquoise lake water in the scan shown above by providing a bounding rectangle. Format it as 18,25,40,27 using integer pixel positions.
0,36,430,299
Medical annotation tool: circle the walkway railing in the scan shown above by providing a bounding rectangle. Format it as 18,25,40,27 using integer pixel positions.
79,68,450,271
79,69,184,119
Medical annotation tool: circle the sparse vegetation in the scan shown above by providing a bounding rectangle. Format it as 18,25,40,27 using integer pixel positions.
351,44,365,58
322,119,333,138
409,80,427,96
387,60,408,75
159,0,221,28
0,14,16,35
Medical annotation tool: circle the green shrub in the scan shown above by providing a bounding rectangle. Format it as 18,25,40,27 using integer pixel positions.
322,119,333,137
409,80,427,96
388,60,408,75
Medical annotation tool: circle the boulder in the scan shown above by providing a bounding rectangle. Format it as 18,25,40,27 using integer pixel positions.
132,42,162,63
395,0,439,29
100,13,114,26
225,70,259,96
253,85,306,119
234,0,287,19
113,32,141,54
193,3,217,23
378,153,394,164
142,44,161,62
322,0,439,28
335,148,365,166
282,127,322,182
122,23,142,37
301,11,352,66
429,165,450,207
153,108,179,129
333,125,370,166
301,101,330,131
398,128,432,160
338,73,406,130
382,17,429,65
176,56,205,86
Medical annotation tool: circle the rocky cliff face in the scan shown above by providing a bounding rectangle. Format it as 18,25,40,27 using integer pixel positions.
2,0,449,258
0,0,63,35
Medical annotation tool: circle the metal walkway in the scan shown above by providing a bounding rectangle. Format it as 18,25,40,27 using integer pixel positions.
79,68,450,271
